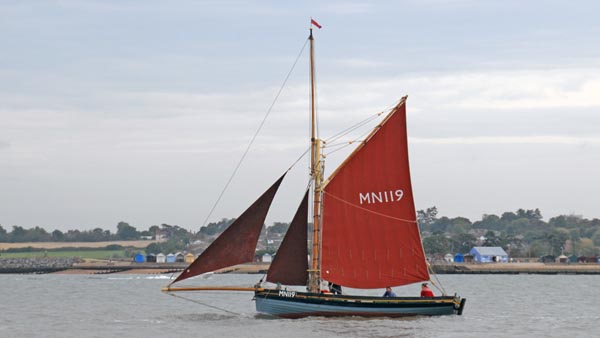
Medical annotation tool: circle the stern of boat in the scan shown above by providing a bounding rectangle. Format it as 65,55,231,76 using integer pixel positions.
453,296,467,315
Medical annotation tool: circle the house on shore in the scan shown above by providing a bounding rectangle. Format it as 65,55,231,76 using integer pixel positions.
469,246,509,263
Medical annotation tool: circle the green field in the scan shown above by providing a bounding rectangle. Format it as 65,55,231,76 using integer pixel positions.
0,250,127,259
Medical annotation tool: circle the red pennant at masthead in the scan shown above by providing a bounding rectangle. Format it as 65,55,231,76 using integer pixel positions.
311,19,322,29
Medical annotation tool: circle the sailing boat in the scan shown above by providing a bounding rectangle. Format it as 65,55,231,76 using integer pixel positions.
163,23,466,318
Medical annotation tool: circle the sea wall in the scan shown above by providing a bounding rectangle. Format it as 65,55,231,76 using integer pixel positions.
431,262,600,274
0,257,83,273
3,260,600,275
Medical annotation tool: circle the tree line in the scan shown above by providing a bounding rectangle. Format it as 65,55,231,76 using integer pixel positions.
418,207,600,257
0,222,151,243
0,218,291,256
3,208,599,258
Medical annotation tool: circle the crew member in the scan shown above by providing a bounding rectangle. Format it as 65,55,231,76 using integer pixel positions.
382,286,397,297
329,282,343,295
420,283,434,297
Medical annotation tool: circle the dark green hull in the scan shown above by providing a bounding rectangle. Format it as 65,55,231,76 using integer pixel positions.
255,289,466,318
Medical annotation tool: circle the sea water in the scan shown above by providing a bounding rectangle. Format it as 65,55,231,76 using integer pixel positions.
1,273,598,338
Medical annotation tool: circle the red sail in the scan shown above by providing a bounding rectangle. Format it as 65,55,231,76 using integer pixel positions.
266,190,309,285
321,97,429,289
172,174,285,284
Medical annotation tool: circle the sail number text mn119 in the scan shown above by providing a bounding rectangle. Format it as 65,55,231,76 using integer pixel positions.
359,190,404,205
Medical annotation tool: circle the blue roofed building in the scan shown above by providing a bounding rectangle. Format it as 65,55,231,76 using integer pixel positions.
469,247,508,263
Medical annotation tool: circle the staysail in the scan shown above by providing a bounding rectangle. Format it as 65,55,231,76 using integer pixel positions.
171,174,286,284
321,97,429,289
266,190,309,285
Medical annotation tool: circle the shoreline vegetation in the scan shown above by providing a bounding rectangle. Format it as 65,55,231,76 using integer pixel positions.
2,207,600,275
3,208,600,262
0,240,157,260
0,240,158,250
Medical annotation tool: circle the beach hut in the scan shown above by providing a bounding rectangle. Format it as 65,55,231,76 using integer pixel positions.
463,254,474,263
156,253,166,263
166,253,176,263
540,255,556,263
568,255,578,263
470,247,509,263
454,253,465,263
444,254,454,263
262,253,272,263
146,253,157,263
134,253,145,263
175,252,185,262
557,254,568,263
185,253,195,263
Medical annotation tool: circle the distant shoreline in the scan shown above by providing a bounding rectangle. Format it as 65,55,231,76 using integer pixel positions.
0,240,157,250
2,260,600,275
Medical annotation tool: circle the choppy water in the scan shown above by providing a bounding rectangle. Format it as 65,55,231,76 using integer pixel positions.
1,273,599,338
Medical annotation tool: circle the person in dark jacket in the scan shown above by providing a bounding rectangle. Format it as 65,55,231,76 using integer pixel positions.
328,282,343,295
382,286,397,297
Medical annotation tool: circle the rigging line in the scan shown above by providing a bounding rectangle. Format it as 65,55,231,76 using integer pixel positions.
323,128,374,156
431,275,447,296
167,292,242,316
325,140,363,148
426,263,448,296
324,141,361,157
200,37,310,228
287,146,311,172
322,191,417,223
326,113,382,145
427,269,448,296
324,109,387,144
323,97,401,145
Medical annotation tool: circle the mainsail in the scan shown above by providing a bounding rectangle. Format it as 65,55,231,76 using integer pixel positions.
321,97,430,289
171,174,286,284
266,190,309,286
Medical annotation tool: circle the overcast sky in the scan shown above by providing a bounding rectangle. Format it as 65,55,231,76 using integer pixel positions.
1,0,599,232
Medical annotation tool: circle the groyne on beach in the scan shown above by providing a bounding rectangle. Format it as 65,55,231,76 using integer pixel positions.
0,257,84,273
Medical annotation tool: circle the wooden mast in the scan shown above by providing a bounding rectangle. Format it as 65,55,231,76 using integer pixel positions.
308,26,323,293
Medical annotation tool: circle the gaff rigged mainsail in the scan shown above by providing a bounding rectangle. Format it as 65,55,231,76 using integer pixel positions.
171,174,286,284
320,97,429,289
